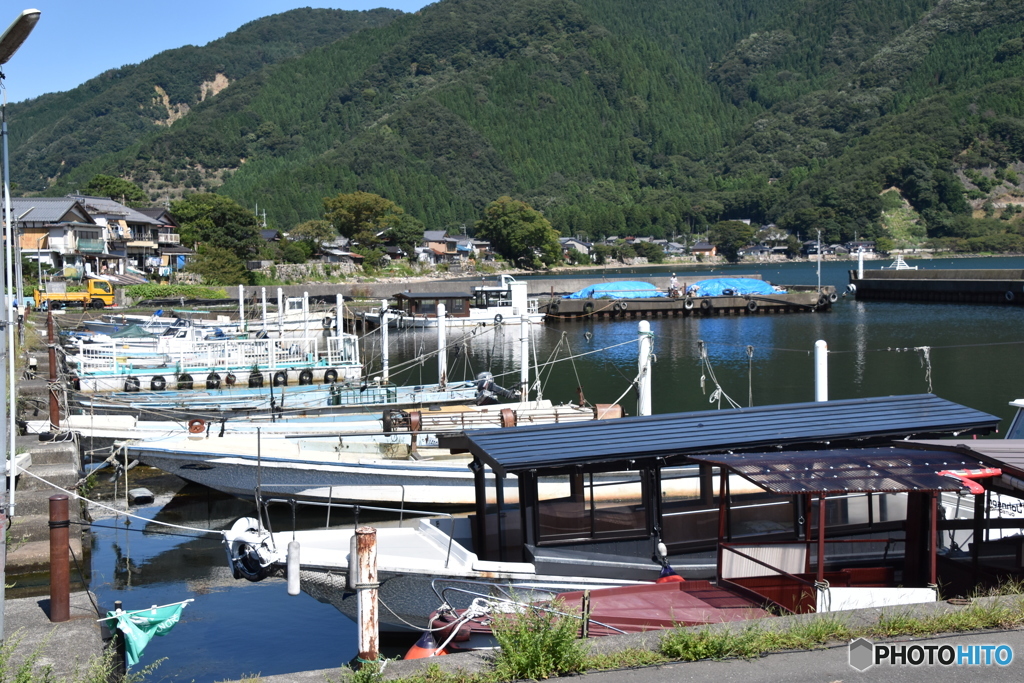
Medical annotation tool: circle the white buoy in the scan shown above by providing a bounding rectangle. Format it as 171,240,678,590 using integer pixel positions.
814,340,828,402
638,320,653,416
437,303,447,388
287,540,300,596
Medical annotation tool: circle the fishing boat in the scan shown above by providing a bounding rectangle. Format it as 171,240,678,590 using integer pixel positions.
124,400,621,506
222,394,1000,631
363,275,544,328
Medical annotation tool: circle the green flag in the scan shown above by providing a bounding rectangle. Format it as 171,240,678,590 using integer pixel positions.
107,603,186,667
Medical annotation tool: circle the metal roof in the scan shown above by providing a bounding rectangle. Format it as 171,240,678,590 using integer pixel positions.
11,198,93,224
395,291,473,300
688,447,987,495
65,194,161,225
454,394,998,476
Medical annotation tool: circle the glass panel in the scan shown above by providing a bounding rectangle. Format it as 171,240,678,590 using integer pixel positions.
537,470,646,544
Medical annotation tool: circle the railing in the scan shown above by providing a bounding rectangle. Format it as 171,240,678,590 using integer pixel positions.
157,233,181,244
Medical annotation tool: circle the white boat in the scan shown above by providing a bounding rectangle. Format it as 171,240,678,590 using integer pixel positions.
364,275,544,328
881,256,918,270
124,401,619,506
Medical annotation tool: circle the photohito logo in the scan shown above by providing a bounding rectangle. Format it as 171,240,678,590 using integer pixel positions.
849,638,1014,671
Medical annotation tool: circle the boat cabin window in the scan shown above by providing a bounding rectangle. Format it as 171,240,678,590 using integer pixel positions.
1006,406,1024,438
418,300,437,316
536,470,647,545
450,298,466,314
474,291,512,309
286,298,305,312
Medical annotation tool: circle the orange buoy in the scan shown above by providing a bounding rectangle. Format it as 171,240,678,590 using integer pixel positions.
404,631,447,659
655,564,685,583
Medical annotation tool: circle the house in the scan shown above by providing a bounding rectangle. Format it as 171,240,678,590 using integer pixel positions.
11,197,111,279
423,229,460,263
260,229,283,242
66,194,165,274
137,207,192,274
664,241,686,255
847,240,876,254
690,241,717,258
738,245,772,260
559,237,592,257
322,249,364,266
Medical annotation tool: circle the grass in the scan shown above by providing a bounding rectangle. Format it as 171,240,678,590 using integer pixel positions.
0,630,164,683
336,592,1024,683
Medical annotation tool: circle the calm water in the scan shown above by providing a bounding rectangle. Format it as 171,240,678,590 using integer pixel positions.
88,255,1024,681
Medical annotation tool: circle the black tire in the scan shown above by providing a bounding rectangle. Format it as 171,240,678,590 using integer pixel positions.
548,302,559,314
700,299,712,310
683,298,694,310
225,373,236,386
298,369,314,385
273,371,288,387
150,375,166,391
177,374,194,391
818,294,829,306
494,314,503,325
248,372,264,388
746,300,758,312
322,316,334,330
324,369,338,384
206,373,221,390
1006,291,1015,303
124,376,140,392
583,302,595,315
828,292,839,303
91,299,105,309
613,301,626,311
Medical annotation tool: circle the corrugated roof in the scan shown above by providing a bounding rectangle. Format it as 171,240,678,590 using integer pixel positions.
11,198,93,224
455,394,998,476
688,447,987,495
65,194,161,225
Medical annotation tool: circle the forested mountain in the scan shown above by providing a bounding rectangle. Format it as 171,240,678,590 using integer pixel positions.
11,0,1024,249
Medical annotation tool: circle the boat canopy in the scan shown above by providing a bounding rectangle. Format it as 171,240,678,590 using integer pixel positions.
564,281,666,299
444,394,999,476
687,278,783,297
109,324,156,339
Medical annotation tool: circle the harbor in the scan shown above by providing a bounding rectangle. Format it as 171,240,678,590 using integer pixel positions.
7,256,1024,681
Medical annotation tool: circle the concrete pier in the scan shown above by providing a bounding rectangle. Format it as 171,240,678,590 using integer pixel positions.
850,268,1024,304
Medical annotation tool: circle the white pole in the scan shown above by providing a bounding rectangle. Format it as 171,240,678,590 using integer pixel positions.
814,340,828,402
437,303,447,389
380,299,389,384
335,293,343,340
238,284,245,332
277,287,284,335
302,291,309,347
260,287,267,333
816,229,821,293
519,316,529,403
638,320,653,416
352,527,379,665
858,249,864,279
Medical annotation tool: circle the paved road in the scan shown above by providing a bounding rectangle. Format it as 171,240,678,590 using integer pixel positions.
570,630,1024,683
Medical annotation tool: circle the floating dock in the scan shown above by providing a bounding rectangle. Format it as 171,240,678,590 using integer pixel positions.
849,269,1024,305
543,285,836,320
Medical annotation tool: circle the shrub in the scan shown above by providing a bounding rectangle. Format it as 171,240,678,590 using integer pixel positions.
491,600,588,680
125,283,227,301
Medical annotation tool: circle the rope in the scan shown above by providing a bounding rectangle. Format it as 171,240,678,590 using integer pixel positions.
697,341,741,410
16,468,224,537
915,346,933,393
746,345,754,408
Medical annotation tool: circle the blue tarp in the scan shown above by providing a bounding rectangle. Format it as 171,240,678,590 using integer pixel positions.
686,278,784,297
564,281,667,299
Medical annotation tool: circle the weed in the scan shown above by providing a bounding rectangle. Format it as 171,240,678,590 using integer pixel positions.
491,600,588,680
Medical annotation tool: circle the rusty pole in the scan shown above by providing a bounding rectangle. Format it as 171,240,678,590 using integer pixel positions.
353,526,379,666
48,494,70,622
47,310,59,430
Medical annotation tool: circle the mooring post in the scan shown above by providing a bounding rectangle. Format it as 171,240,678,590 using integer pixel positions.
380,300,390,384
814,340,828,402
352,526,379,666
47,310,60,430
637,320,653,416
48,494,70,622
436,304,447,389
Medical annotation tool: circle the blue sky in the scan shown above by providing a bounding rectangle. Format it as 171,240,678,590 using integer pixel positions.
2,1,433,103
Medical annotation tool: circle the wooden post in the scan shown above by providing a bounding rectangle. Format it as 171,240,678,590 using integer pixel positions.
48,494,70,622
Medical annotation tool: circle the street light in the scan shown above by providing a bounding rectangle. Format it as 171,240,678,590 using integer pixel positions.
0,9,38,643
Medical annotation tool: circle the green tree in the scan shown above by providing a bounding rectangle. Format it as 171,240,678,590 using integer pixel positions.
289,219,336,250
475,196,561,268
170,193,261,258
323,191,406,240
383,214,425,259
81,174,148,206
709,220,756,263
633,241,665,263
186,245,252,285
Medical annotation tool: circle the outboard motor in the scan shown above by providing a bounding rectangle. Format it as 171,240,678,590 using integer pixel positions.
475,371,520,405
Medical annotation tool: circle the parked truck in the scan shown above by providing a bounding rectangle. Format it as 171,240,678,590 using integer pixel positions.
34,279,115,309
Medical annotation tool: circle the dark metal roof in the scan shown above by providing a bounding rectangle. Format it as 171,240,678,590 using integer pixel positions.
454,394,998,476
688,447,987,495
395,291,473,300
907,439,1024,481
